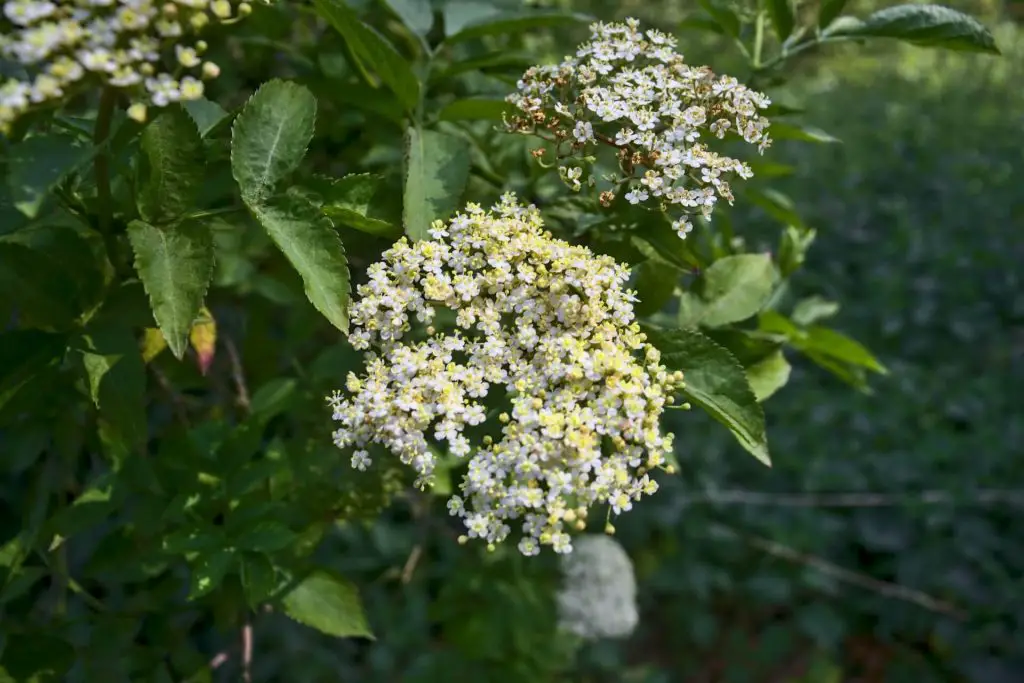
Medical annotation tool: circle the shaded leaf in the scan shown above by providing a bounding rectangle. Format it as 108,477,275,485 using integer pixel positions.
281,569,374,638
403,127,470,241
137,105,205,224
828,4,1000,53
698,253,778,327
644,325,769,464
632,260,678,318
250,377,298,419
766,0,795,40
188,549,234,599
747,188,807,229
231,80,317,204
444,7,592,42
7,133,88,218
127,219,215,359
746,349,791,402
182,97,231,138
241,553,278,606
0,242,82,328
696,0,740,37
249,195,351,332
818,0,850,29
770,121,841,144
0,330,66,410
437,98,513,122
233,521,297,553
311,174,402,238
314,0,421,111
79,325,147,457
383,0,433,36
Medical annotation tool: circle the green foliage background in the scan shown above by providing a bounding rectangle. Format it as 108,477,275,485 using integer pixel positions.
1,0,1021,681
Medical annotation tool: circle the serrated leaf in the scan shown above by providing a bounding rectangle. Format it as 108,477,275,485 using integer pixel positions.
766,0,795,40
137,105,205,224
698,253,778,327
231,80,317,204
437,98,513,121
249,195,350,332
0,330,66,410
314,0,421,111
188,548,234,599
403,127,470,241
281,569,373,639
444,8,592,42
803,326,888,374
828,4,999,53
79,326,147,457
127,219,215,359
644,325,769,465
383,0,433,36
7,133,89,218
746,349,791,402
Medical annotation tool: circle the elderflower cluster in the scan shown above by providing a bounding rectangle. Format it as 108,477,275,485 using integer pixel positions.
0,0,252,134
327,194,684,556
506,18,772,240
557,534,639,639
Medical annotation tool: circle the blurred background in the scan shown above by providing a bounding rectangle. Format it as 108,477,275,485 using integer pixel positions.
241,1,1023,681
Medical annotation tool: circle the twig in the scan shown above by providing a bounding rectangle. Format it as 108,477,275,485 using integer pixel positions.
224,336,251,414
708,523,965,619
401,545,423,584
209,652,229,669
151,366,191,427
677,489,1024,508
242,620,253,683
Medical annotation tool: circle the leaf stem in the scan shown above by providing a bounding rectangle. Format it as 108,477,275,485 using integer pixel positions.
752,6,766,68
94,87,118,236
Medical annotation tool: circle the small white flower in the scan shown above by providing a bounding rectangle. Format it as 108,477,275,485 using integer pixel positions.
624,188,648,204
557,535,638,639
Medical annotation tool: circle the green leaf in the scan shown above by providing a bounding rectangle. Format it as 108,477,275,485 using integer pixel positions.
828,4,999,53
233,521,297,553
7,133,89,218
818,0,850,29
769,121,841,144
0,330,66,410
403,127,470,241
803,326,888,374
137,105,205,224
679,14,727,35
791,296,839,326
314,0,421,111
0,633,75,682
231,80,317,204
766,0,795,40
696,0,740,37
644,326,769,465
632,261,678,318
188,549,234,599
311,174,402,238
698,253,778,327
0,243,82,328
746,349,791,402
444,7,592,42
281,569,374,639
241,553,278,606
250,377,299,418
383,0,434,36
127,219,215,359
182,97,231,138
746,188,807,230
437,98,513,122
79,326,147,455
249,195,351,332
630,218,702,272
431,51,534,82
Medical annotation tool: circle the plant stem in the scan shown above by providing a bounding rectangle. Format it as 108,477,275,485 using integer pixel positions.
94,87,117,236
752,7,766,69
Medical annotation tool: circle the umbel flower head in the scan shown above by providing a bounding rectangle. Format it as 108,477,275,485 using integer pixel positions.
556,534,638,639
327,194,684,556
0,0,252,134
506,18,772,240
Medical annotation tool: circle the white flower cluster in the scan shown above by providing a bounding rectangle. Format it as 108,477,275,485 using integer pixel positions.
556,534,639,639
327,194,684,556
506,18,772,240
0,0,252,133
